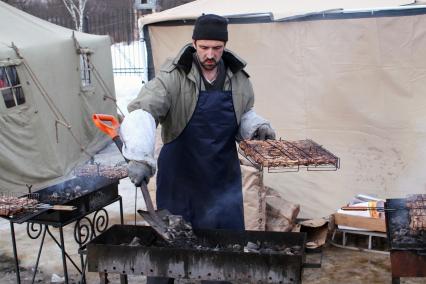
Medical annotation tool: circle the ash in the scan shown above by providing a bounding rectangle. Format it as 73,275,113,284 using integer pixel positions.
192,241,302,255
392,227,426,246
45,185,88,204
164,215,198,247
243,241,301,255
125,214,302,255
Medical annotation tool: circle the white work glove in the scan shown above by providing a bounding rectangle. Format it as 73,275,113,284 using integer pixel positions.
253,124,276,140
127,160,152,187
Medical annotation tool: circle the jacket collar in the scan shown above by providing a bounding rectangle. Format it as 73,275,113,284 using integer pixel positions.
173,43,247,75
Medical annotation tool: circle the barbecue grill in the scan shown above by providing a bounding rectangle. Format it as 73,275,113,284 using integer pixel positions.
385,198,426,284
30,176,119,223
239,139,340,172
3,174,124,284
86,224,321,283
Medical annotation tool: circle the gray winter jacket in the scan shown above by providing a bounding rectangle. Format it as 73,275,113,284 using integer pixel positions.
128,43,256,144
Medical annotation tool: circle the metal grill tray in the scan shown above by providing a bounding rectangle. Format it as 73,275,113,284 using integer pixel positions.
0,192,55,224
31,176,119,224
386,198,426,251
239,139,340,172
2,205,51,224
87,225,311,283
3,176,119,224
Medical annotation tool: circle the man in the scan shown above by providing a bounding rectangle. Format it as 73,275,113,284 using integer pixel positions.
120,14,275,284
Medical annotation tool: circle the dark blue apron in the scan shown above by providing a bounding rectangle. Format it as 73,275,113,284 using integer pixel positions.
156,86,245,231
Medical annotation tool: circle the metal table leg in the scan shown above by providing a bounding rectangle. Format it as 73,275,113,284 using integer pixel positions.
119,196,124,225
120,274,128,284
31,225,47,284
79,197,124,283
8,196,123,284
119,197,126,282
76,221,86,284
10,222,21,284
99,272,109,284
59,226,69,284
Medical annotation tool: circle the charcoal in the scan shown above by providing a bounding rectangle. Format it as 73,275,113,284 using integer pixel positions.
143,215,303,256
128,236,142,246
162,215,198,247
244,241,259,252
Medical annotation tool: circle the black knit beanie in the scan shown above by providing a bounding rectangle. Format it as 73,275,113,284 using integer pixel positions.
192,14,228,42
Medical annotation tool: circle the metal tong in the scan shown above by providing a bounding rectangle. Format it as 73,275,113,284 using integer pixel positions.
92,114,172,242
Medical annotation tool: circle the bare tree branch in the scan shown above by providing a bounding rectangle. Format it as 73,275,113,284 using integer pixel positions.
61,0,88,31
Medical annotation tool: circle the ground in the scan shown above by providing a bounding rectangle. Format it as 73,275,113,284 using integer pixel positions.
1,235,425,283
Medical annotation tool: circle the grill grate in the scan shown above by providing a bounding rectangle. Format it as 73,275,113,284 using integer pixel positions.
0,192,52,223
0,192,40,218
239,139,340,172
386,198,426,251
406,194,426,232
73,163,128,180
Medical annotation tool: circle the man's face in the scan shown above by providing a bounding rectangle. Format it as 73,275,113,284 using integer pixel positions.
193,40,225,70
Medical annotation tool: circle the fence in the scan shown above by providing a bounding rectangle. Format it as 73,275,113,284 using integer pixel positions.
30,9,147,76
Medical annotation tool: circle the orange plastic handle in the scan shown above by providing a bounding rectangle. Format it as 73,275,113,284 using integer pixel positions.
92,114,120,139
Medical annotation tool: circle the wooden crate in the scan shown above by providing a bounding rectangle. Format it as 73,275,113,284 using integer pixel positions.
334,213,386,232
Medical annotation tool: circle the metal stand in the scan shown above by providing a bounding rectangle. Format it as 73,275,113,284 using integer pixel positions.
9,196,123,284
330,228,388,254
10,222,21,284
390,250,426,284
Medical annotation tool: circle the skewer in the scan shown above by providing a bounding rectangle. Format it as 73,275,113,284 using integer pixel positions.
340,206,393,212
340,206,426,212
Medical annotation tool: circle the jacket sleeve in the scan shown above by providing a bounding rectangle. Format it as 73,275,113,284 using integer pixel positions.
127,71,172,125
123,64,174,169
119,109,157,174
242,76,254,113
237,77,273,141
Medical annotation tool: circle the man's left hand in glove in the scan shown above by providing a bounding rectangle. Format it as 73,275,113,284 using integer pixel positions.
254,124,276,140
127,160,153,187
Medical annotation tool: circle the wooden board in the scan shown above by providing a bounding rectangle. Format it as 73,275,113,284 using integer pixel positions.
334,213,386,232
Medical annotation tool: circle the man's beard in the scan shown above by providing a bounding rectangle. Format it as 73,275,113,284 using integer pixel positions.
201,58,218,70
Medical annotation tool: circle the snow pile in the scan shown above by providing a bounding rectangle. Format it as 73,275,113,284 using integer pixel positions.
114,74,143,115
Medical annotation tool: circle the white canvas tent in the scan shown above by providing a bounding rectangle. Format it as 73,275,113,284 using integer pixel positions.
138,0,426,217
0,2,117,192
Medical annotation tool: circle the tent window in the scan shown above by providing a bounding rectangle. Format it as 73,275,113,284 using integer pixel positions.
0,66,25,108
80,53,91,87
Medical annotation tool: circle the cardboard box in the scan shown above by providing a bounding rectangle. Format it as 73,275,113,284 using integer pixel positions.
333,213,386,232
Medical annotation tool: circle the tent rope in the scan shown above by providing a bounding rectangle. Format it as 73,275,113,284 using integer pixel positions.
90,63,125,117
10,42,90,156
71,32,124,117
